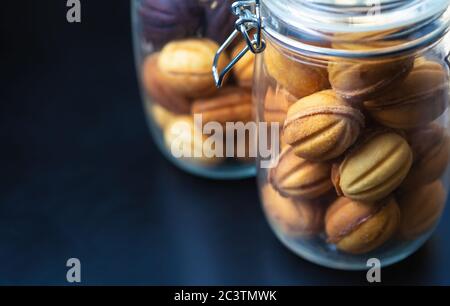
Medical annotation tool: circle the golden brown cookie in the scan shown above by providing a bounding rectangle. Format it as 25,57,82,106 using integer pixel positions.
283,90,365,161
398,180,446,240
364,59,449,129
264,41,330,99
325,196,400,254
329,32,414,103
332,131,412,202
158,39,229,99
163,115,223,165
269,146,333,199
262,184,325,237
142,53,191,114
191,87,253,125
402,124,450,189
263,86,298,126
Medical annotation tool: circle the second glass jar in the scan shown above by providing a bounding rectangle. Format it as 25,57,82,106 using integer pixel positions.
132,0,256,179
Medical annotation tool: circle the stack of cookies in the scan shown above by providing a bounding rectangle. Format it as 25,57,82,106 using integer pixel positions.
262,39,450,254
139,0,255,166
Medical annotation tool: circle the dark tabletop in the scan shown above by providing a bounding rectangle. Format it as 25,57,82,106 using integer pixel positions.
0,0,449,285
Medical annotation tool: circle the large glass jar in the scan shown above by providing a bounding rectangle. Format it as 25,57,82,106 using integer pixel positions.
221,0,450,269
131,0,256,179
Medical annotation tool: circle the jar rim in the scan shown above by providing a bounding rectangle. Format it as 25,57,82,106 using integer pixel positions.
261,0,450,58
263,0,450,33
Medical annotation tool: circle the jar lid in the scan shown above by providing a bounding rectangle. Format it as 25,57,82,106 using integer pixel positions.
261,0,450,57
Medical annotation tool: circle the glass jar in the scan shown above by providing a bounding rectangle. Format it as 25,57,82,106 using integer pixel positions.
131,0,256,179
218,0,450,269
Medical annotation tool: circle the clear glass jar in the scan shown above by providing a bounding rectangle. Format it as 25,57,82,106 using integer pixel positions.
220,0,450,269
131,0,256,179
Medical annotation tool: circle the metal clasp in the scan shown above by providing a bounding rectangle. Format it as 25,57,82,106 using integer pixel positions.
212,0,266,88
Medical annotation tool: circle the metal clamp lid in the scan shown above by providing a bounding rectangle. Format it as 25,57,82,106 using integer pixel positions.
212,0,266,88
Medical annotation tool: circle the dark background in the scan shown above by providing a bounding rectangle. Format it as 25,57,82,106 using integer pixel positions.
0,0,449,285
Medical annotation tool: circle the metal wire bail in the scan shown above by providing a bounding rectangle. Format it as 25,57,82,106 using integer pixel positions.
212,0,266,88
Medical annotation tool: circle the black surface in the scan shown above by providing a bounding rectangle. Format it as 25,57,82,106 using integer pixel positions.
0,0,449,285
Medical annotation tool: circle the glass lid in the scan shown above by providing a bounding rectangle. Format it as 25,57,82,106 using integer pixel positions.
263,0,450,32
261,0,450,57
